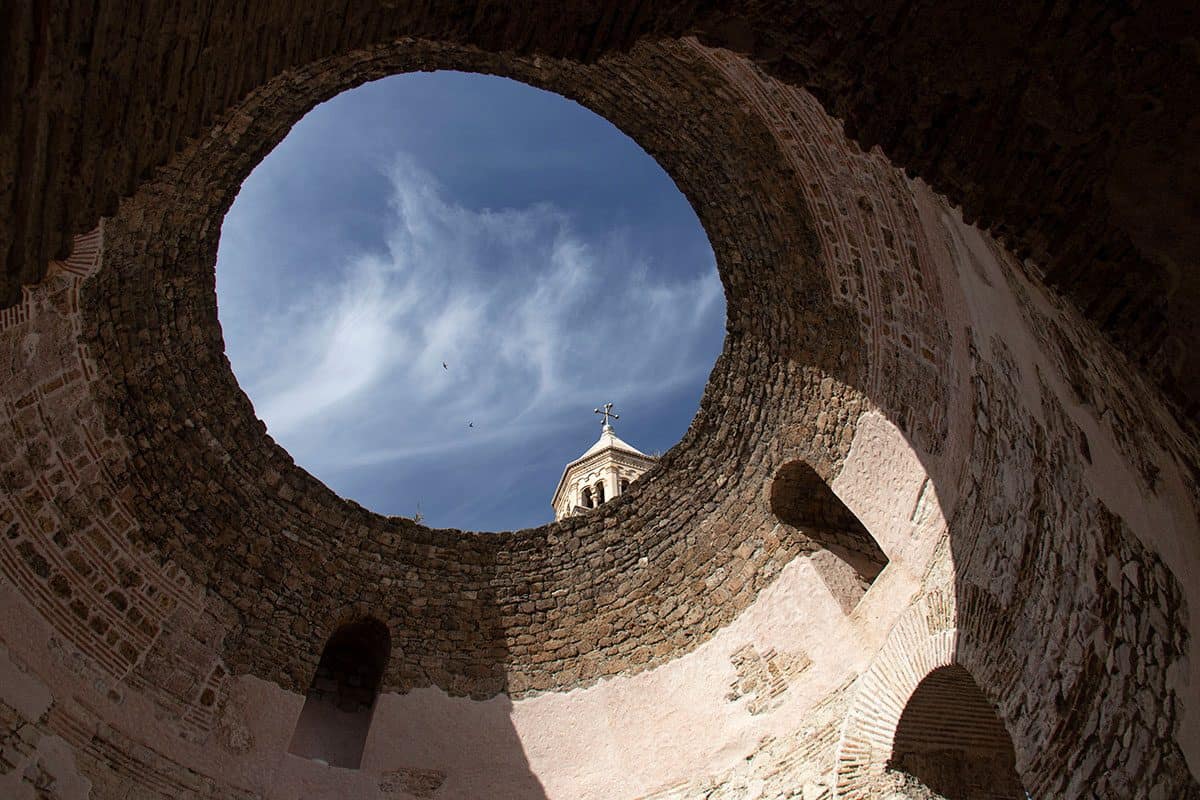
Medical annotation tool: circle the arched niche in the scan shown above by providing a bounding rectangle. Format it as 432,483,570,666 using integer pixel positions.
288,618,391,768
769,460,888,611
889,665,1026,800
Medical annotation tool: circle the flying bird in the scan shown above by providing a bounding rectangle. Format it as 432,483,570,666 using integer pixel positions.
442,361,448,370
468,421,474,428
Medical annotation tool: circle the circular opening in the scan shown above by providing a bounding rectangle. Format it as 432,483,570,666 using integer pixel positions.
83,40,847,696
216,71,725,532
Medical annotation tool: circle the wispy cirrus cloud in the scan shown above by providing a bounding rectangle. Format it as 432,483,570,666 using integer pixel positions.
218,155,723,526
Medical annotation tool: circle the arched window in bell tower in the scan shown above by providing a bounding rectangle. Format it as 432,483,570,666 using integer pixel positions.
595,481,606,504
288,618,391,769
581,486,594,508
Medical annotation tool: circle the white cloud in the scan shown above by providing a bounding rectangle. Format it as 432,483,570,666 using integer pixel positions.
220,157,724,480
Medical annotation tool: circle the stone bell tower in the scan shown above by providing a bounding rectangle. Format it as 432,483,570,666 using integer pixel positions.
552,404,657,520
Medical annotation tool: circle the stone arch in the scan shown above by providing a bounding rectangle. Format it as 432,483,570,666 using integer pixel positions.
288,617,391,769
833,589,1032,799
889,665,1024,799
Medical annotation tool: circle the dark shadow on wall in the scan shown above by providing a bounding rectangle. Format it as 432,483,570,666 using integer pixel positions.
943,333,1198,798
282,584,548,797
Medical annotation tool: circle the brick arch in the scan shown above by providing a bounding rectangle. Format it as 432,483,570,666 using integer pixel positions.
833,586,1040,799
889,664,1024,799
288,617,391,769
832,588,966,798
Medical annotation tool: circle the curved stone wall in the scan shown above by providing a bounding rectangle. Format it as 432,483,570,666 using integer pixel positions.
0,32,1197,800
78,39,876,699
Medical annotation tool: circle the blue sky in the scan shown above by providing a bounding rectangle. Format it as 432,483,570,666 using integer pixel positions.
216,71,724,531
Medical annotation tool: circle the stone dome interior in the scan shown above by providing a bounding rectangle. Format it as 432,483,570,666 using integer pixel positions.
1,4,1198,799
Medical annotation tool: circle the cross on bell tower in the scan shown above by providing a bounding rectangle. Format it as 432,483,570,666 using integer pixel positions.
594,402,619,430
